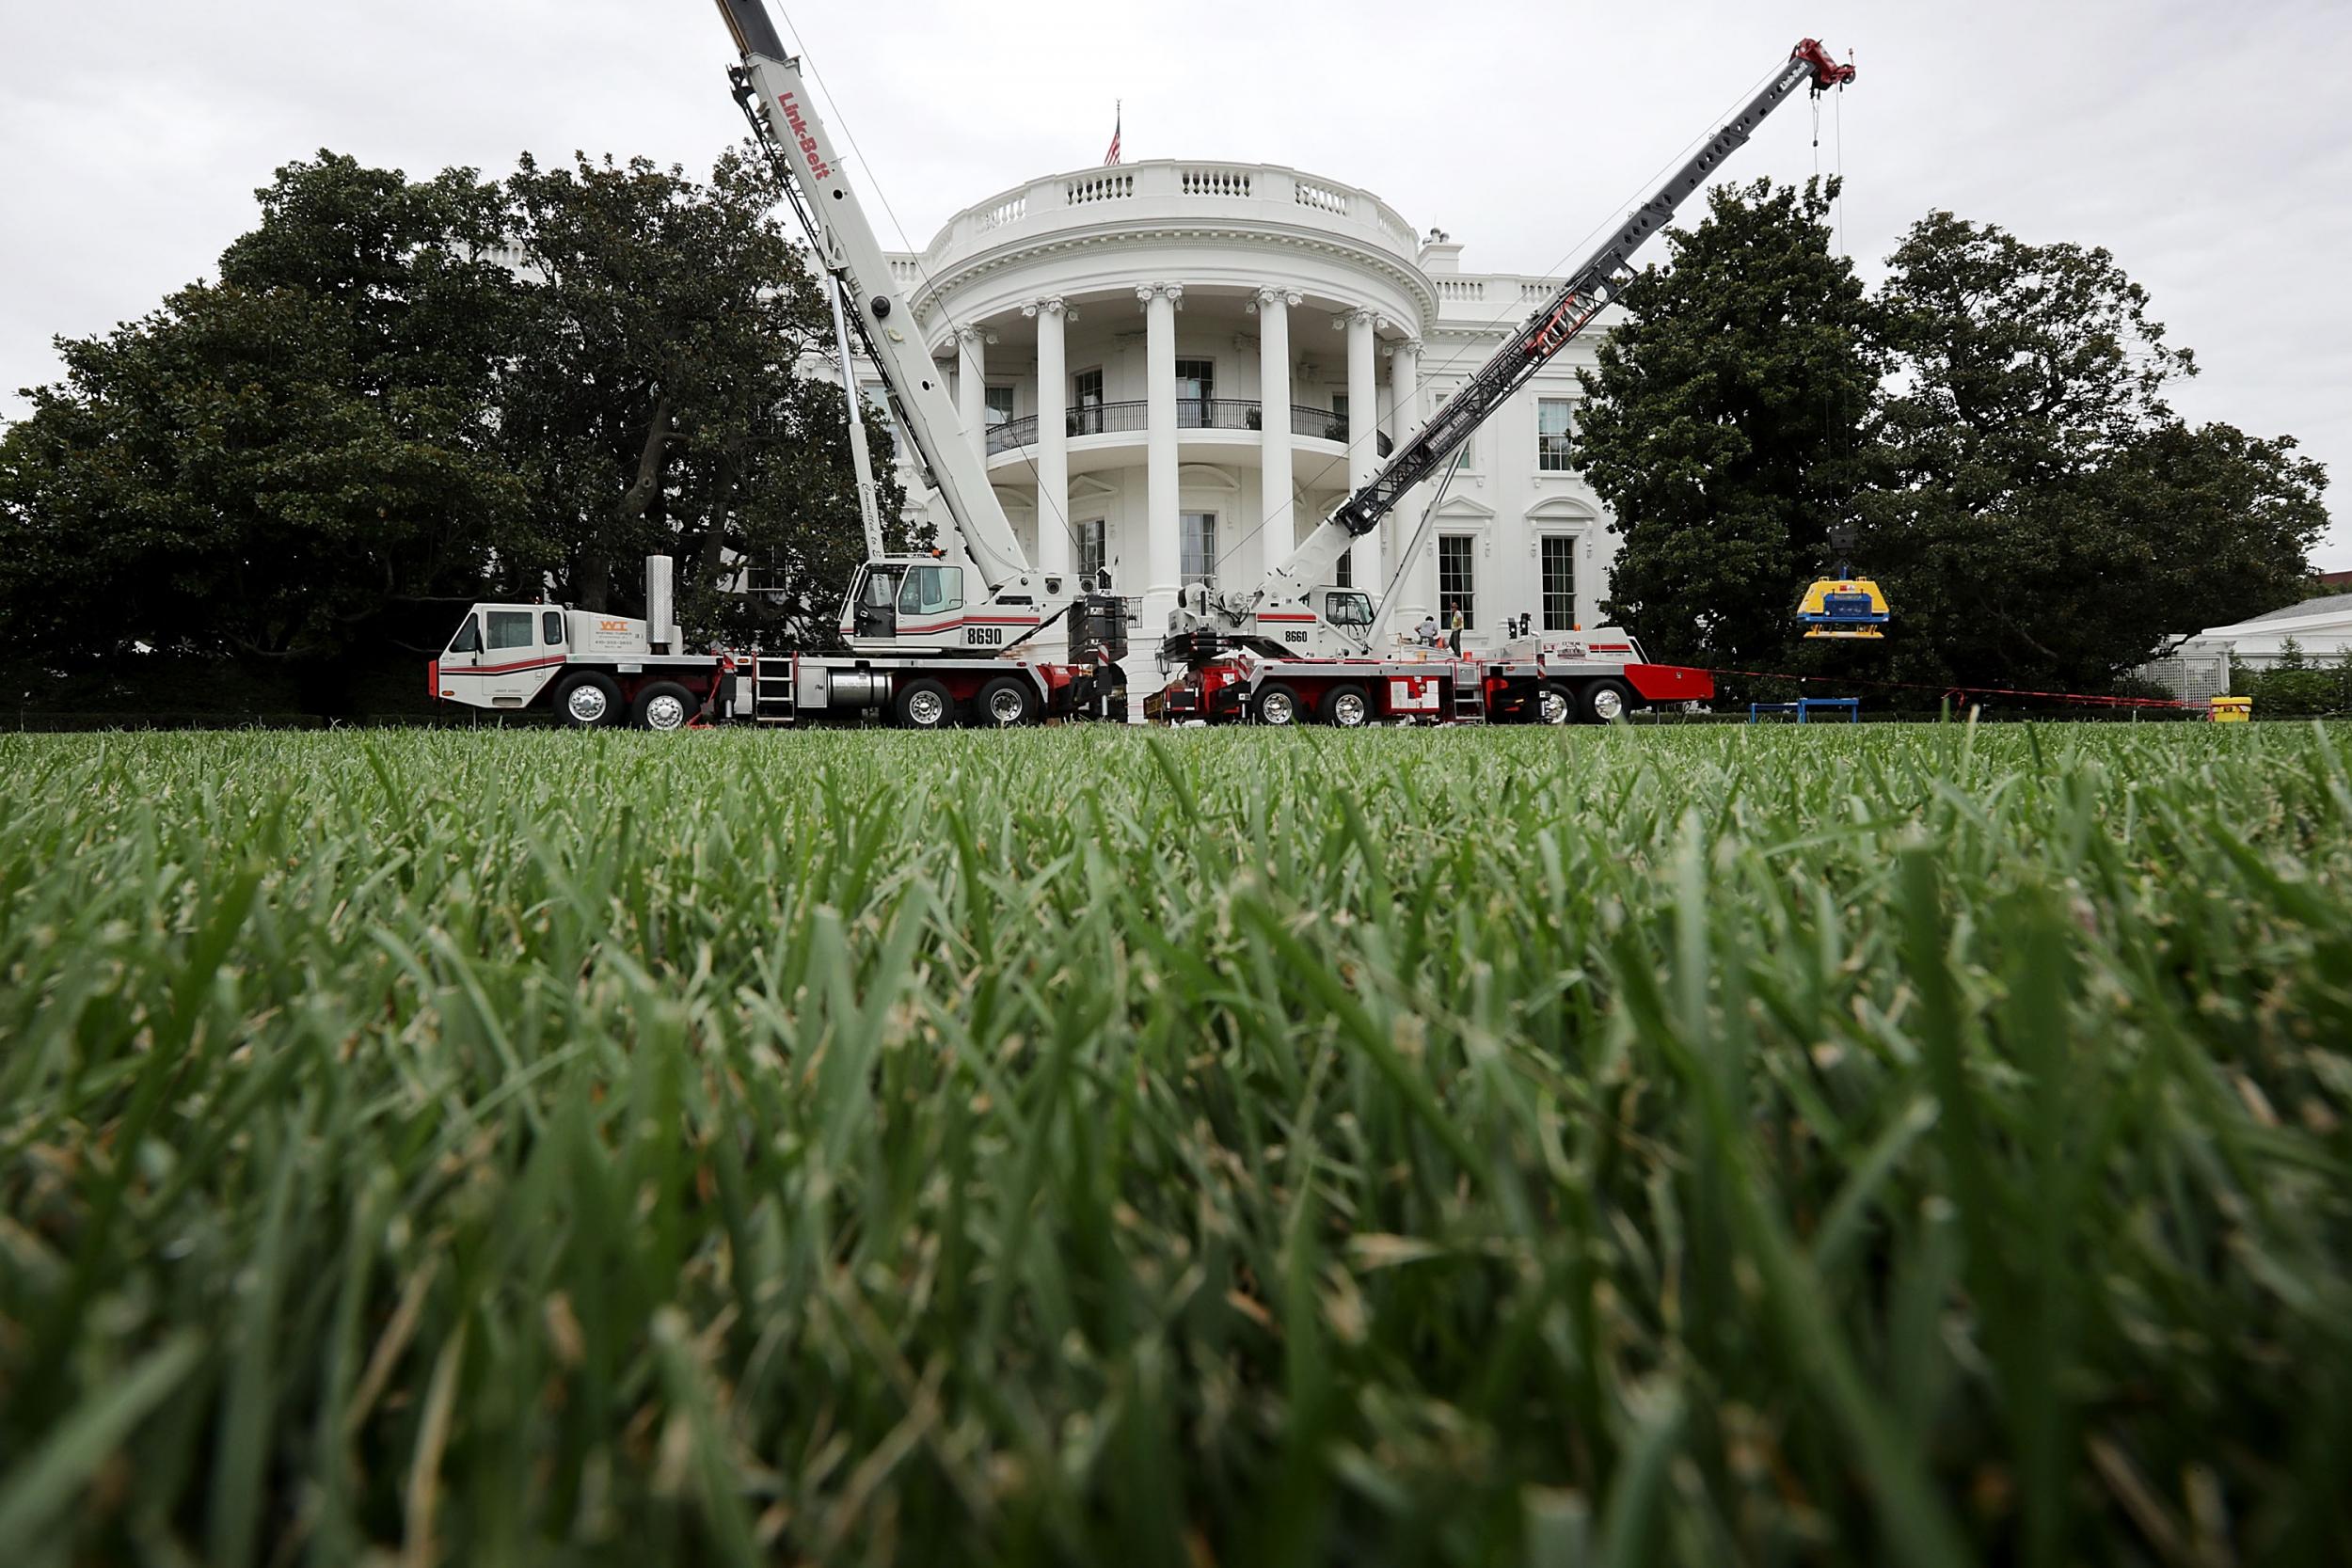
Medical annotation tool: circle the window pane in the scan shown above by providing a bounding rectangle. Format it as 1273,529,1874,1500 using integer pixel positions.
1079,519,1106,581
861,569,899,608
898,564,965,615
1334,547,1352,589
486,610,534,651
542,610,564,644
1181,512,1217,587
1537,398,1576,472
448,617,482,655
1438,536,1475,630
860,381,904,458
1073,370,1105,436
1541,536,1579,630
986,385,1015,425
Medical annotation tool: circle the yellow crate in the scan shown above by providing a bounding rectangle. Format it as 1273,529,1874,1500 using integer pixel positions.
2210,697,2252,723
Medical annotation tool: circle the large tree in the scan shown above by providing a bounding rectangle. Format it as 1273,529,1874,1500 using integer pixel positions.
0,147,905,700
1868,212,2326,688
1574,178,1880,671
0,155,531,665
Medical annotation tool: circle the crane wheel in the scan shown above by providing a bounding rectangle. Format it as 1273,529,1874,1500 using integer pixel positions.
1536,682,1573,726
552,672,626,729
1320,683,1372,728
1581,678,1635,725
893,677,955,731
973,676,1037,727
1252,685,1303,726
630,681,699,733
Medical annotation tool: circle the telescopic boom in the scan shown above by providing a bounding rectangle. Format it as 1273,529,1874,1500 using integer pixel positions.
1331,40,1853,542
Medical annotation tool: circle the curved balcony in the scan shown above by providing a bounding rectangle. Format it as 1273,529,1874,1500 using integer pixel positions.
986,400,1391,457
901,161,1426,312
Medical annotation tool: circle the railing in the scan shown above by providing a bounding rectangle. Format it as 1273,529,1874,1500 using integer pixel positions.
1065,172,1135,205
1180,166,1253,198
1437,278,1486,303
976,194,1026,234
986,415,1038,455
901,163,1422,284
986,400,1374,455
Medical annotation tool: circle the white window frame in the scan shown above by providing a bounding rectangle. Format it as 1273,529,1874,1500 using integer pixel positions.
1539,533,1579,631
1181,510,1219,588
1536,394,1577,474
1078,518,1107,581
1438,534,1477,631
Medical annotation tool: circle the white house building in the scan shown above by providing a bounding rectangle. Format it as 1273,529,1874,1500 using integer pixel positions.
2138,593,2352,697
859,158,1624,653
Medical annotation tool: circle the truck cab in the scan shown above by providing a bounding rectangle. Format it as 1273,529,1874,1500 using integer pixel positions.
432,604,573,711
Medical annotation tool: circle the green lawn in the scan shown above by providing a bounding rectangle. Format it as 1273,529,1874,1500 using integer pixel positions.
3,724,2349,1565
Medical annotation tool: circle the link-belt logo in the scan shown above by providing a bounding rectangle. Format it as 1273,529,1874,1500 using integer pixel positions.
777,93,832,181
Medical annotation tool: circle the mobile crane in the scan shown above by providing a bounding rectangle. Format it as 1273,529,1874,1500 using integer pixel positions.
1159,39,1858,725
431,0,1128,731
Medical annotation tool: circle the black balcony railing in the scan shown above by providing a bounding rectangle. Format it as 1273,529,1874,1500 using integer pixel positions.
983,399,1387,455
985,415,1038,455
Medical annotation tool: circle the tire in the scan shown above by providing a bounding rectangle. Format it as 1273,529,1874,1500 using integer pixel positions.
1535,681,1573,727
1252,684,1303,727
972,675,1037,727
630,680,698,733
1321,683,1372,728
1581,677,1636,725
893,677,954,731
552,671,625,729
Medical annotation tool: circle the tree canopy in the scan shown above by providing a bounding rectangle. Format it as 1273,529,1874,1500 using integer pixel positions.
1575,178,1879,673
1576,193,2328,692
0,148,903,695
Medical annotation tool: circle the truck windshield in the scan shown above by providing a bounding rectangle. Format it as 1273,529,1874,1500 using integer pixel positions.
1327,591,1373,626
447,616,482,655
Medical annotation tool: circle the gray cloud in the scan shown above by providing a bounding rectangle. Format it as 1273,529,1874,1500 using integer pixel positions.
5,0,2344,563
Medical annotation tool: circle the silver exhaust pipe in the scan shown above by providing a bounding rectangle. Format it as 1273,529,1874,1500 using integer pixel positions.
646,556,675,653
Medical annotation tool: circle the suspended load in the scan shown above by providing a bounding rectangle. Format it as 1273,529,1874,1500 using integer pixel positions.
1797,523,1890,639
1797,578,1891,639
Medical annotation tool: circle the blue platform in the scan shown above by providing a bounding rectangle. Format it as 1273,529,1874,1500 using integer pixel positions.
1749,698,1861,724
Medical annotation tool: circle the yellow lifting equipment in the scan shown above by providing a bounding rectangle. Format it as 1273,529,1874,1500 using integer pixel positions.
1797,577,1891,639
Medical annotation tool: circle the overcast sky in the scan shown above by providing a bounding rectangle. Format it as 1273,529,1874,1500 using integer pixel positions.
6,0,2346,565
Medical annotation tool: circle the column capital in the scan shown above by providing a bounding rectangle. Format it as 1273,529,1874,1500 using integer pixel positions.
1023,295,1073,322
1389,337,1424,358
954,323,998,347
1334,307,1386,332
1136,282,1184,309
1249,287,1303,312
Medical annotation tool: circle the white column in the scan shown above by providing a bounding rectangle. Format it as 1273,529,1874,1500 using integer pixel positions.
1342,309,1382,592
956,324,991,467
1254,289,1300,578
1139,283,1184,616
1390,338,1428,623
1025,296,1072,577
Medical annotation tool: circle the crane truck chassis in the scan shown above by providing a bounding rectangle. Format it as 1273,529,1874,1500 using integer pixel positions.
432,556,1123,730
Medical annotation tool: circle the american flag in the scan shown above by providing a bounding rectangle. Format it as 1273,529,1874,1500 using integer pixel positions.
1104,103,1121,166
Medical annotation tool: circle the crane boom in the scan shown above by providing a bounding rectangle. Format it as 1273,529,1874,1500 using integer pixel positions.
1331,40,1854,542
1191,39,1856,653
717,0,1032,594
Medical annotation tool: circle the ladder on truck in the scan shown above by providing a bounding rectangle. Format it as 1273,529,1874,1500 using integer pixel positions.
1450,665,1486,723
753,657,798,723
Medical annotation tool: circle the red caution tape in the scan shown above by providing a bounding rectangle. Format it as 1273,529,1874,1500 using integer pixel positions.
1692,666,2205,712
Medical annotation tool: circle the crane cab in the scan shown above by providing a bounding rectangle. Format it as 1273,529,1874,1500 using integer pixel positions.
1797,578,1891,639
